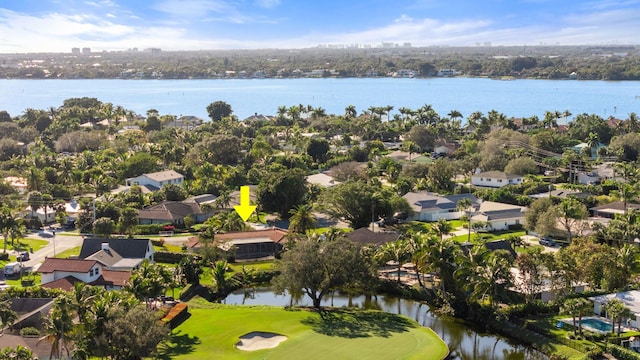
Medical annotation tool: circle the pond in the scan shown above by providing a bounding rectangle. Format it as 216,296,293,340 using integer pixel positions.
224,288,549,360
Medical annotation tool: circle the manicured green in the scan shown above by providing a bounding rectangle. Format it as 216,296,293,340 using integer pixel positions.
160,300,449,360
228,261,274,272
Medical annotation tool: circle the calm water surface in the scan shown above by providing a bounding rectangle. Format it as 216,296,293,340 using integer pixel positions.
1,78,639,121
225,288,549,360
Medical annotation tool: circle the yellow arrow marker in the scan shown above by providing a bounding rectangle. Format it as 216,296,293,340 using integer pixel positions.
233,185,257,222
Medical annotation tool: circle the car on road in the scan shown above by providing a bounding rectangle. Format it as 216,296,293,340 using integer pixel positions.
38,230,54,238
16,252,29,262
538,237,557,247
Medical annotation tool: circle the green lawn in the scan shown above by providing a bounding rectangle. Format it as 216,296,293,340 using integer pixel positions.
449,230,526,243
0,238,48,252
53,246,81,259
159,300,449,360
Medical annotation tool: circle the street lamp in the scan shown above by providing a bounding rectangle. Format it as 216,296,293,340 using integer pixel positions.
52,230,56,257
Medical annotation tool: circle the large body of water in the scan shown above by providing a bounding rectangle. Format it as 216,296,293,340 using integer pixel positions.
1,78,639,121
225,288,548,360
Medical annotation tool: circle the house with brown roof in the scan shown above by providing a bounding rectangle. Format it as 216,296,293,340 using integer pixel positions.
187,228,288,260
345,228,400,246
37,258,131,290
137,200,210,225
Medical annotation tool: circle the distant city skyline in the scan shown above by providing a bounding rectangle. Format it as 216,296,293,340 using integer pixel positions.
1,0,639,54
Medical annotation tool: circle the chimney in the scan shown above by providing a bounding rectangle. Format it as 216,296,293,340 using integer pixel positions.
101,243,109,252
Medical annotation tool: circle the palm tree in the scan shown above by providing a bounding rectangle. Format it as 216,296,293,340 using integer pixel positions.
432,219,452,241
375,239,410,283
211,260,240,295
344,105,357,119
0,207,19,254
448,110,463,122
288,203,316,234
0,300,17,329
626,112,639,133
604,298,627,335
468,251,513,308
561,298,592,336
39,295,74,359
586,132,599,158
457,198,473,242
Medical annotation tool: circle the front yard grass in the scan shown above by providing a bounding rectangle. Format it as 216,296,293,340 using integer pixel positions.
53,246,81,259
159,300,449,360
0,238,48,253
449,230,526,243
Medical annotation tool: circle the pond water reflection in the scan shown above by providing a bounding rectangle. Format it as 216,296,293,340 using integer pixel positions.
224,288,549,360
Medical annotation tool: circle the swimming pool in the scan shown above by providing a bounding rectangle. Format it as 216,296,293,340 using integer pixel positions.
581,318,612,332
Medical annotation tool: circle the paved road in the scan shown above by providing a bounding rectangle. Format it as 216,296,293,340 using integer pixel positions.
19,233,85,271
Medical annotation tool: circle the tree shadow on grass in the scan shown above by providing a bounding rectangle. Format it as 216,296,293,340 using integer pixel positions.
301,309,416,338
156,329,201,360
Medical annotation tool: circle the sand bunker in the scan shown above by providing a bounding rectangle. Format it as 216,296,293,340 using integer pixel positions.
236,331,288,351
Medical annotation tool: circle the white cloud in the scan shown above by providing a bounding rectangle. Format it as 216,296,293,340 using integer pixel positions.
152,0,234,18
254,0,281,8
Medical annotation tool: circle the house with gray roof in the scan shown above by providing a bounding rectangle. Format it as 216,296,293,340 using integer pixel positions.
346,227,401,246
125,170,184,191
402,191,479,222
79,237,154,269
471,171,523,188
470,201,527,231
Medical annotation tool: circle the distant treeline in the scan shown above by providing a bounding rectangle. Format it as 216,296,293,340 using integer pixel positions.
1,45,640,80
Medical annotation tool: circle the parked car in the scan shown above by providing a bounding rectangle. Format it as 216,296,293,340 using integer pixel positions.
538,237,556,247
4,262,22,276
16,252,29,262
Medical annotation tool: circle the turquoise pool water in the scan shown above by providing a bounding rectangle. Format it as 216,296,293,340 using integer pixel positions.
581,318,612,332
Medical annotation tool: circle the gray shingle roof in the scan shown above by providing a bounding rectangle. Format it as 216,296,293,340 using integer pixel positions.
79,238,151,259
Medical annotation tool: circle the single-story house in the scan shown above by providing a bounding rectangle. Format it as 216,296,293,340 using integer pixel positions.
137,200,209,225
590,290,640,329
590,201,640,219
187,228,289,260
3,176,28,193
79,237,155,267
529,189,589,199
64,199,81,225
402,192,479,222
306,173,341,188
470,201,527,231
510,267,585,302
346,227,401,246
471,171,524,188
125,170,184,191
569,142,606,159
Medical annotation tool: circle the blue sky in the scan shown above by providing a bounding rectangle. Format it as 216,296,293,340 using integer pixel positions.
0,0,639,53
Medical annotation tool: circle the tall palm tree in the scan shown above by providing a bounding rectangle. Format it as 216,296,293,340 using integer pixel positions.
432,218,452,241
561,297,592,336
39,295,74,359
457,198,473,242
0,207,19,254
586,132,599,158
344,105,357,119
288,203,316,234
375,239,410,283
604,298,627,335
468,251,513,308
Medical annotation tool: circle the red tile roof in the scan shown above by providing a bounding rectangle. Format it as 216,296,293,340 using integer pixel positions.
37,258,98,273
186,228,288,248
41,276,83,292
92,269,131,287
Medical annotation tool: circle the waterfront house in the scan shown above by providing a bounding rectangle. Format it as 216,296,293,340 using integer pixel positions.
186,228,289,260
590,290,640,329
